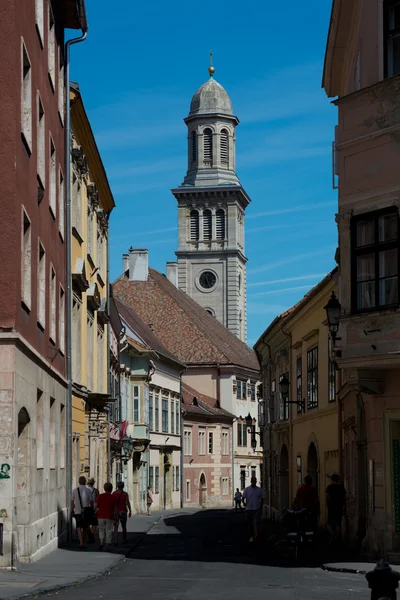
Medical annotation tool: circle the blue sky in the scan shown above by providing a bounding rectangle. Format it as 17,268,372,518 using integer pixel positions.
70,0,337,346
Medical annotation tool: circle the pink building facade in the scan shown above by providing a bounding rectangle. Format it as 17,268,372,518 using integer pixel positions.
324,0,400,559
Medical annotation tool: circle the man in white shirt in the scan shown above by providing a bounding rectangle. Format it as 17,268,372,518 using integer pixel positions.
71,476,91,549
243,477,263,542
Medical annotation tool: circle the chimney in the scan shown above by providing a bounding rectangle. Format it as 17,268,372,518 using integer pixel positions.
122,253,129,273
166,262,178,287
128,248,148,281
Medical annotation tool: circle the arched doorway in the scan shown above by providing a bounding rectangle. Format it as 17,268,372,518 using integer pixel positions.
279,445,289,512
199,473,207,507
307,442,319,495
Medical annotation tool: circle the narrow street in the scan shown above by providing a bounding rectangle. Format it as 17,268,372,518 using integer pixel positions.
47,510,368,600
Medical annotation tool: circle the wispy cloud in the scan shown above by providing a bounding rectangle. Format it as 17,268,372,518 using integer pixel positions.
110,236,176,248
249,284,318,298
108,157,184,180
247,219,332,234
97,123,184,150
247,202,336,221
248,273,327,288
248,247,335,275
247,303,291,316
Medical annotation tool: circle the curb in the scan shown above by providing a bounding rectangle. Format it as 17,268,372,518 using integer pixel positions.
1,515,163,600
321,565,368,575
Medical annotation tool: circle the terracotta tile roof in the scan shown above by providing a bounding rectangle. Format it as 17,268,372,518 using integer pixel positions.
113,268,260,372
182,382,235,419
126,335,152,354
115,298,183,366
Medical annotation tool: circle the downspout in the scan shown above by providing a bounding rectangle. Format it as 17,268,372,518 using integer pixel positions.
106,211,111,481
65,6,88,543
281,323,293,508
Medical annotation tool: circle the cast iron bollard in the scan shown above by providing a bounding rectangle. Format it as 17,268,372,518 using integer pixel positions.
366,560,400,600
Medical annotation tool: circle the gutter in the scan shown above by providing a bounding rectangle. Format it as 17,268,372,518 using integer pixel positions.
65,3,88,544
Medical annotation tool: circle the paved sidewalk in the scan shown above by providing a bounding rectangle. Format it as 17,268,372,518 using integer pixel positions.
0,510,182,600
321,562,400,574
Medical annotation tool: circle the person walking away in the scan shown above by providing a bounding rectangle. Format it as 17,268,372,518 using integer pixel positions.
234,488,243,511
326,474,346,544
294,475,320,532
242,477,263,542
86,477,99,543
147,486,153,516
113,481,132,545
71,476,91,550
95,482,118,551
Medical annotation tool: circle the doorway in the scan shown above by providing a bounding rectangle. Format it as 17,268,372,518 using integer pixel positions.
279,444,289,512
199,473,207,507
307,442,319,495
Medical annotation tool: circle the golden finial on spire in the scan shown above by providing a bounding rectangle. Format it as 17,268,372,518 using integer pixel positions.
208,50,215,77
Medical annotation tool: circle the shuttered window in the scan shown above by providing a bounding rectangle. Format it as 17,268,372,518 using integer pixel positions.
203,209,212,240
190,210,199,240
191,131,197,162
203,128,213,164
220,129,229,165
216,209,225,240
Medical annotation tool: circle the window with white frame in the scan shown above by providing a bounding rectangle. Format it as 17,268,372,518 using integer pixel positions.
220,129,229,165
149,391,154,431
237,423,247,447
250,382,256,401
176,400,180,434
176,466,180,491
149,466,154,490
97,325,104,390
49,137,56,218
203,128,213,165
49,265,56,343
222,430,229,455
184,429,192,456
222,477,229,496
21,42,32,151
37,94,45,191
22,209,32,310
208,431,213,454
133,385,140,423
171,400,175,434
162,396,168,432
155,392,159,432
307,347,318,409
59,286,65,354
59,168,64,239
198,429,206,455
236,379,247,400
35,0,44,44
144,387,149,426
48,4,56,90
37,242,46,328
186,480,190,501
155,466,159,493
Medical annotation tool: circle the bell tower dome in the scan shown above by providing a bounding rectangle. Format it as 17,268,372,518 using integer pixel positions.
171,56,251,341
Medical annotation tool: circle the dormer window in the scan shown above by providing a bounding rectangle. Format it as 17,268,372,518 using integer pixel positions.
203,209,212,240
216,209,225,240
190,210,199,241
203,128,213,165
220,129,229,166
191,131,197,163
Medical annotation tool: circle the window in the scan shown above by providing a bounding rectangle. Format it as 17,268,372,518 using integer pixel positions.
198,429,206,455
240,468,246,490
186,480,190,501
36,389,44,469
176,400,180,434
35,0,44,44
384,0,400,78
48,4,56,90
60,404,65,468
171,400,175,434
59,286,65,354
162,396,168,432
22,209,32,310
203,209,212,241
222,430,229,455
220,129,229,165
236,379,247,400
49,137,56,218
208,431,213,454
328,337,336,402
59,169,64,238
149,466,154,490
250,382,256,401
155,466,159,494
49,266,56,343
237,423,247,447
251,466,256,481
176,466,180,491
279,372,289,420
191,131,197,162
58,48,64,123
155,393,159,432
296,456,302,487
296,356,302,414
21,42,32,151
37,242,46,328
149,392,154,431
203,128,213,164
222,477,229,496
133,385,140,423
216,209,225,240
190,210,199,241
37,94,45,191
307,347,318,409
72,294,81,382
352,209,399,311
184,429,192,455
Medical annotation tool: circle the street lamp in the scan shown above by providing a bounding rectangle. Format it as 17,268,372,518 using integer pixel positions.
279,375,305,413
245,413,253,429
121,435,134,460
324,291,342,343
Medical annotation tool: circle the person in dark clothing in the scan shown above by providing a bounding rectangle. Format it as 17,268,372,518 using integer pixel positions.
294,475,320,531
326,474,346,543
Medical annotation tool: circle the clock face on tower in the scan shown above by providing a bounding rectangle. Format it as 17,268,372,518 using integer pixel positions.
199,271,217,290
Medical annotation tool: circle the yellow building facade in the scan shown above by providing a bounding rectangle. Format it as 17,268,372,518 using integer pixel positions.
256,269,340,527
70,83,115,488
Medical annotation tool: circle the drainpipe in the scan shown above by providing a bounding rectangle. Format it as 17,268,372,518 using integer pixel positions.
281,323,293,505
65,6,88,543
106,211,111,481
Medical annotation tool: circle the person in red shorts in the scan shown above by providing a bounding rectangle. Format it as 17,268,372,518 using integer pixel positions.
95,482,118,552
294,475,320,531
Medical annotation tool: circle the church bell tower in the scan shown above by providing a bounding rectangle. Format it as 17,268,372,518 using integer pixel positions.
171,55,251,341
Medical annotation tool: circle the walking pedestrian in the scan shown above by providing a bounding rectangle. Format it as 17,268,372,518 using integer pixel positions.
326,474,346,544
234,488,243,511
95,482,118,552
71,476,91,550
147,486,153,516
113,481,132,545
86,477,99,544
242,477,263,542
294,475,320,531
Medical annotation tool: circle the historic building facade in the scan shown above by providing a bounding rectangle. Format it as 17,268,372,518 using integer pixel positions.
70,83,116,489
323,0,400,558
170,62,250,342
0,1,86,567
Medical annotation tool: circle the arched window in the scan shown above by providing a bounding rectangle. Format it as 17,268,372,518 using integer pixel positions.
203,128,213,165
216,209,225,240
191,131,197,163
203,209,212,240
190,210,199,241
220,129,229,165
